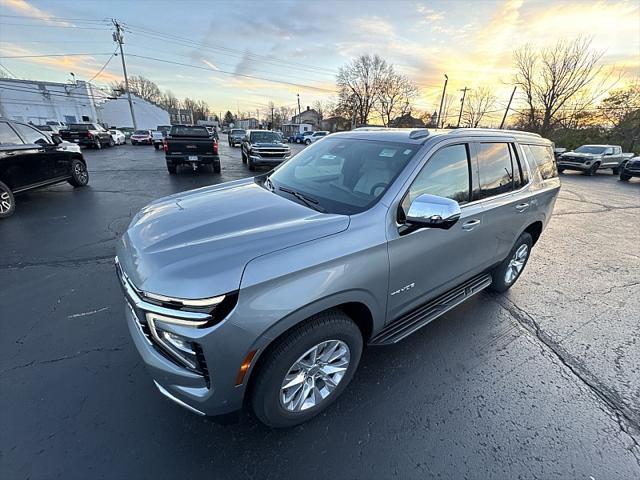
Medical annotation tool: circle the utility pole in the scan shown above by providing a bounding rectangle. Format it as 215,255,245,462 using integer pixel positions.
456,86,469,128
500,86,517,129
271,105,274,130
297,93,301,118
112,19,137,130
437,74,448,129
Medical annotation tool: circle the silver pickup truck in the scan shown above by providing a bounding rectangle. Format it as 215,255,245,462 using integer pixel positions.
557,144,634,175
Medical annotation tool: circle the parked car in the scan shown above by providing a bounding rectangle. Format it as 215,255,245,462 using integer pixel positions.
288,130,313,144
557,145,633,175
305,131,329,145
117,127,134,141
157,125,172,136
152,130,165,149
228,128,246,147
553,147,566,160
241,130,291,171
164,124,220,174
0,118,89,219
109,129,126,145
35,124,62,134
116,127,560,427
619,156,640,181
59,123,114,149
130,130,153,145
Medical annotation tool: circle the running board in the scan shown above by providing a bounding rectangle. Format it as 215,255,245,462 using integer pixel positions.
369,273,493,346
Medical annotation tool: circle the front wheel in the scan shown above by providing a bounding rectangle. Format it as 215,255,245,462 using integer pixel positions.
68,159,89,187
248,157,256,171
250,310,363,428
585,163,599,176
489,232,533,293
94,139,102,149
305,139,311,145
154,144,160,150
620,170,631,181
0,181,16,219
241,149,247,163
557,167,565,173
108,137,115,147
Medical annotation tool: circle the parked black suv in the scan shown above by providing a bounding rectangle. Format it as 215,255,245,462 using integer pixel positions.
59,123,114,149
0,119,89,218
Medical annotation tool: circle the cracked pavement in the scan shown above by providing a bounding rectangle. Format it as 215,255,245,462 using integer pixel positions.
1,142,639,479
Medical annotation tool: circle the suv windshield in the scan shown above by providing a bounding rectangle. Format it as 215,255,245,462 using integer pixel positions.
134,130,149,135
231,129,246,135
575,146,606,154
69,124,91,131
251,131,280,143
268,137,419,215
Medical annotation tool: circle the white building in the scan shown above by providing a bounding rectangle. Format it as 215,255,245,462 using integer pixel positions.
0,78,109,125
100,94,170,129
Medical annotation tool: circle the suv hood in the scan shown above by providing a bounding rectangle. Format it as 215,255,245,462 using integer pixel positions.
116,178,349,299
562,152,602,159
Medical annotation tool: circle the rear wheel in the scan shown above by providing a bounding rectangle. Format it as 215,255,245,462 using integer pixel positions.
0,181,16,219
305,139,311,145
490,232,533,293
213,163,221,173
167,163,177,175
68,159,89,187
94,139,102,149
250,310,363,428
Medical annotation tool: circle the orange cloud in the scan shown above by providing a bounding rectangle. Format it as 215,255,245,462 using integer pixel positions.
1,0,72,25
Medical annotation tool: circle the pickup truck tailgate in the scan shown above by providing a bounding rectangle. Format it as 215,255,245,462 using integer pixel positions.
166,138,216,156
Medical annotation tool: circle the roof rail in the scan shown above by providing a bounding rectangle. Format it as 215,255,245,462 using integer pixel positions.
408,129,430,139
447,128,542,137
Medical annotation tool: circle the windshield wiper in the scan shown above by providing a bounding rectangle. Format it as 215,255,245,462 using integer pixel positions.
264,176,275,192
278,186,326,213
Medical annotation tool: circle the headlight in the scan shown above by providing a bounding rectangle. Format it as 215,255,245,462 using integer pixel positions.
146,312,200,369
143,291,224,309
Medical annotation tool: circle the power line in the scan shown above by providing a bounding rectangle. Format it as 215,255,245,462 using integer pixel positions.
0,63,18,78
0,53,115,59
126,53,337,93
0,22,110,31
87,48,119,83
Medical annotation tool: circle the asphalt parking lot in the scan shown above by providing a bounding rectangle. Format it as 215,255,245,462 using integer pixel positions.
1,138,639,479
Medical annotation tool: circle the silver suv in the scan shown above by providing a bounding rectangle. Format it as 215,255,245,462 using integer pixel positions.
116,128,560,427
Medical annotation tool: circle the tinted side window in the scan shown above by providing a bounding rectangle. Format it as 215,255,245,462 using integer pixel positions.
510,144,529,188
477,143,513,199
401,144,470,215
0,123,24,145
523,144,558,180
13,123,49,145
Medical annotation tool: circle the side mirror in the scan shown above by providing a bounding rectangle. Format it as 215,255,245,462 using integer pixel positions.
51,134,63,145
405,194,461,230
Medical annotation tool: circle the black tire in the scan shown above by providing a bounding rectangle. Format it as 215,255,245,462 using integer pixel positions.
250,310,363,428
68,159,89,187
584,163,599,176
489,232,533,293
94,139,102,150
0,181,16,219
557,167,565,173
241,149,247,163
248,157,256,171
132,140,137,146
614,162,626,176
167,163,177,175
154,143,160,150
620,170,631,181
305,139,311,145
213,163,221,173
108,137,115,147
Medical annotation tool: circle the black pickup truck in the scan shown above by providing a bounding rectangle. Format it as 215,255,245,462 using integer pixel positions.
58,123,114,149
241,130,291,171
164,125,220,174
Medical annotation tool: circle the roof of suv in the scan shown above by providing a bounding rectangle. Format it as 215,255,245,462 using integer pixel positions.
331,127,546,145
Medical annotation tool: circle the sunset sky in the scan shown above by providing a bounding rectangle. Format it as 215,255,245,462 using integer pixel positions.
1,0,639,123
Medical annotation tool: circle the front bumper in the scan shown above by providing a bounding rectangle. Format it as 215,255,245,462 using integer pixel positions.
117,259,256,416
557,160,596,171
622,164,640,177
249,155,289,166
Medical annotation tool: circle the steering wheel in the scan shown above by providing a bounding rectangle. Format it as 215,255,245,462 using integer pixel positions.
369,182,388,196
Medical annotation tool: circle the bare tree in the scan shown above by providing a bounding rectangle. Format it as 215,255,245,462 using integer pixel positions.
159,90,180,111
513,37,606,135
336,54,389,125
376,70,418,126
110,75,161,104
598,82,640,127
312,100,326,121
463,87,496,127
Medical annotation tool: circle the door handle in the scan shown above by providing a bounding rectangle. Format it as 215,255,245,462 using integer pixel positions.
462,219,481,231
515,203,529,212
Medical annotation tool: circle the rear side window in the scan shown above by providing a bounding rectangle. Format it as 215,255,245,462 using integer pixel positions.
12,123,49,145
522,144,558,180
0,123,24,145
401,144,471,215
477,143,514,199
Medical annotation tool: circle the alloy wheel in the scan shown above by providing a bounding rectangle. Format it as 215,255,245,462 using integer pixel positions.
74,163,88,184
280,339,350,412
505,244,529,284
0,190,12,214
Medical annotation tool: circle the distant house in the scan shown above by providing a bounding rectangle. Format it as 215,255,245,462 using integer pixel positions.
321,116,350,133
168,108,193,125
291,106,321,128
236,117,259,129
100,94,170,130
389,114,426,128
